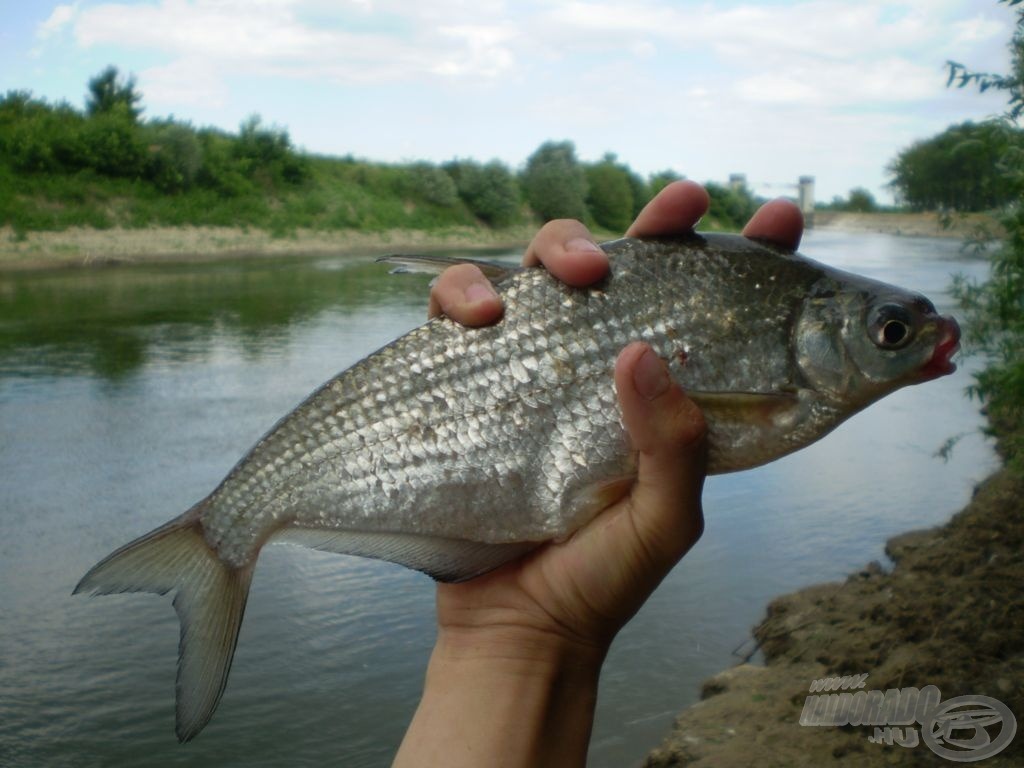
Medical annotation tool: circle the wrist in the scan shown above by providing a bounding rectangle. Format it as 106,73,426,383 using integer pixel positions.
398,628,605,768
433,621,609,673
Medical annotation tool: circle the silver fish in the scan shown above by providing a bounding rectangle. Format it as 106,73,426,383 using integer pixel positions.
75,233,960,741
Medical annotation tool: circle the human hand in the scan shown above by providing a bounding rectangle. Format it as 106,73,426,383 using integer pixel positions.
394,182,805,768
426,181,804,653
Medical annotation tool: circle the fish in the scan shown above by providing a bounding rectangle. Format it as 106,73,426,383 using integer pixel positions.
74,232,961,741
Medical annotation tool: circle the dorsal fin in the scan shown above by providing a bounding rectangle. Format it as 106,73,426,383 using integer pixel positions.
377,254,519,283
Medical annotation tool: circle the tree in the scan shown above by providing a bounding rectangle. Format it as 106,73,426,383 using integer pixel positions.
444,159,521,227
948,0,1024,465
846,187,878,212
705,181,759,230
86,66,143,122
585,153,635,232
888,121,1024,211
233,115,308,185
521,140,587,221
403,161,459,207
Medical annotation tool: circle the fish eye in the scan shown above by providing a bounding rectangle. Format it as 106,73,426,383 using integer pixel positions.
869,304,915,350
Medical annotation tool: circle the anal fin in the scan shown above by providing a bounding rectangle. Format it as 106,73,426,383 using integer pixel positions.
272,527,538,583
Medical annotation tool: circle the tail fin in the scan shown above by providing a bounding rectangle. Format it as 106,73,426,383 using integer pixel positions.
73,513,253,742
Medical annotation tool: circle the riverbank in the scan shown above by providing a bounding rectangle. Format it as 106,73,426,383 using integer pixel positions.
814,210,1000,239
643,465,1024,767
0,211,1000,272
0,224,542,271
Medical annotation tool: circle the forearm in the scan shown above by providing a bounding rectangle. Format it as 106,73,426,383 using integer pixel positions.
393,628,606,768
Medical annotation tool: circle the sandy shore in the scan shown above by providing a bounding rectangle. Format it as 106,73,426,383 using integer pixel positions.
0,224,539,271
643,466,1023,767
814,210,1000,239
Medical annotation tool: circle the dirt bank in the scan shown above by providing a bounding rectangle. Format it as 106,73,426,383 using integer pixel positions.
644,467,1024,767
814,211,1001,239
0,224,538,271
2,212,996,271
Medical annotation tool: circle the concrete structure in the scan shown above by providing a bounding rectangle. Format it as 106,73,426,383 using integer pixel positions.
797,176,815,227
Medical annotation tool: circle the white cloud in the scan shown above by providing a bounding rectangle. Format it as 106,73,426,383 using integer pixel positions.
432,24,516,78
36,3,79,38
23,0,1016,201
36,0,1013,109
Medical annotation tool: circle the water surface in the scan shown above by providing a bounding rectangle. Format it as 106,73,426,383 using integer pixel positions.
0,231,997,767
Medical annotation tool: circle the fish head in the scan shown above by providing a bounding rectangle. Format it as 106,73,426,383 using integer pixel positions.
795,280,961,408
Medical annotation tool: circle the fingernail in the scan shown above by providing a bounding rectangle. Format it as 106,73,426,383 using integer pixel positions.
634,347,670,400
464,280,497,304
566,237,601,253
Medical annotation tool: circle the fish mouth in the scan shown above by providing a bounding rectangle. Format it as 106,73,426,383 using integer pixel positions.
919,316,961,380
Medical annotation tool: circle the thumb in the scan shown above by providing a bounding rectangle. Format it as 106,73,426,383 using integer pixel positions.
614,342,707,567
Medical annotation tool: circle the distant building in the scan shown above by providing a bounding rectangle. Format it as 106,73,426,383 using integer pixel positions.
798,176,815,227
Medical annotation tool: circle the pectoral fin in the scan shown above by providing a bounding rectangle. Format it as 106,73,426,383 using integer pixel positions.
377,254,519,283
687,391,801,427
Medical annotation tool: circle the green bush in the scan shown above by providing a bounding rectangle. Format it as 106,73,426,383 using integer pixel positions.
444,159,521,227
585,154,636,232
888,121,1024,211
79,110,146,178
142,120,202,192
705,182,759,230
521,140,588,221
233,115,309,186
946,0,1024,465
399,162,459,207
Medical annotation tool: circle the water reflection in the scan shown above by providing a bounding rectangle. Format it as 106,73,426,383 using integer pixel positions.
0,257,437,380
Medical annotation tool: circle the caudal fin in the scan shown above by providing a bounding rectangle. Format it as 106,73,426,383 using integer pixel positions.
73,513,253,742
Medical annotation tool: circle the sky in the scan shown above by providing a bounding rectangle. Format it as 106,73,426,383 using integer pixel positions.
0,0,1019,204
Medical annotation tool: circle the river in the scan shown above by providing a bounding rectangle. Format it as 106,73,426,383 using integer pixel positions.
0,230,998,767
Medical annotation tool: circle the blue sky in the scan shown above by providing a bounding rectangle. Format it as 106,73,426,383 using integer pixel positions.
1,0,1018,204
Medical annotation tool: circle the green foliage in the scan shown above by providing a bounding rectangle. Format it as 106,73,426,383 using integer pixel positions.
946,0,1024,466
585,154,636,232
444,159,521,227
947,0,1024,120
142,120,203,192
80,110,146,177
234,115,309,186
86,66,143,122
705,181,759,231
822,187,879,212
0,91,89,173
4,68,778,241
521,140,588,221
398,161,459,207
845,187,878,212
888,121,1024,211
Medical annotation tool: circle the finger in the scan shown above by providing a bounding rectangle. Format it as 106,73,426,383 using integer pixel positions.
523,219,609,287
742,198,804,251
614,343,707,565
428,263,504,326
626,180,710,238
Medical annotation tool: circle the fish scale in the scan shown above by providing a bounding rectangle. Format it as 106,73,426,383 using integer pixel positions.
75,231,961,742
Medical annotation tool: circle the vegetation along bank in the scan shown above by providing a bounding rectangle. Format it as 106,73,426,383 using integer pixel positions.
645,2,1024,763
